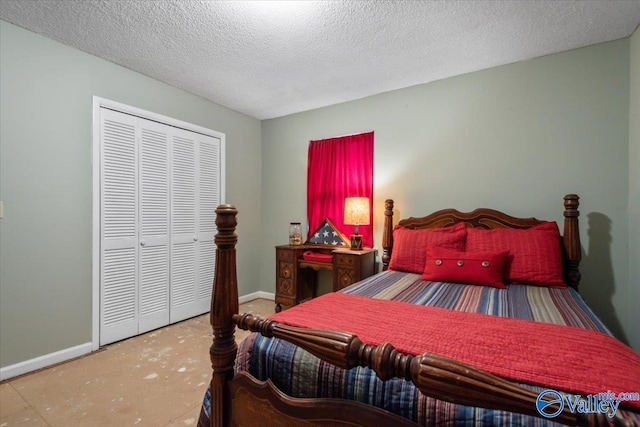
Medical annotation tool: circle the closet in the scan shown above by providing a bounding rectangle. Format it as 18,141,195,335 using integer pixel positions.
98,106,223,345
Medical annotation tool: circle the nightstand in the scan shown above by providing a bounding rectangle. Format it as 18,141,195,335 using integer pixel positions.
274,246,377,312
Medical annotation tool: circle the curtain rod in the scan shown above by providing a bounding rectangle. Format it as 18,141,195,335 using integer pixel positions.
309,130,374,143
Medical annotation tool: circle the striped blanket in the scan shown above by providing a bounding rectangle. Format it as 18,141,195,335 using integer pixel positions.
202,271,640,426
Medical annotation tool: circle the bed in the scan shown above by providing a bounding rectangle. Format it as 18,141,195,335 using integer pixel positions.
199,194,640,427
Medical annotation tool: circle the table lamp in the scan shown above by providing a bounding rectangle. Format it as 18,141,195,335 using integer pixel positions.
344,197,370,250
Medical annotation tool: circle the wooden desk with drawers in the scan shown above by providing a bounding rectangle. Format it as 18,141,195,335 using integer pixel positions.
274,245,377,312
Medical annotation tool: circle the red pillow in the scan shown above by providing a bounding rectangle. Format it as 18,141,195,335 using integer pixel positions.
421,246,510,289
388,222,467,274
466,222,565,287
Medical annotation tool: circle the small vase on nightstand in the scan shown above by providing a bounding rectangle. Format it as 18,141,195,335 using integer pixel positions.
289,222,302,246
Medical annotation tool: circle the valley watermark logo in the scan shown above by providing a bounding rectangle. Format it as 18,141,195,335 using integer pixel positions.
536,389,639,419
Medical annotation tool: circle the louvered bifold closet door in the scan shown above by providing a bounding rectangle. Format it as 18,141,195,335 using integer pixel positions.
170,128,198,323
100,109,139,345
138,118,170,334
195,133,221,314
98,103,223,345
170,129,221,322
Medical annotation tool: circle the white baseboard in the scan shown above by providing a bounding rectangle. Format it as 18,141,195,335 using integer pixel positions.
2,292,274,381
0,342,92,381
1,292,274,381
239,291,274,304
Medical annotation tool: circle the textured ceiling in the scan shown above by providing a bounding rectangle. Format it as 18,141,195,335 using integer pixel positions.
1,1,639,120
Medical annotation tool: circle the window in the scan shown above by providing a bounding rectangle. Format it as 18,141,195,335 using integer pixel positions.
307,131,374,248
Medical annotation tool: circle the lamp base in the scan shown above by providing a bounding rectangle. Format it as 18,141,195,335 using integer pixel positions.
349,234,363,250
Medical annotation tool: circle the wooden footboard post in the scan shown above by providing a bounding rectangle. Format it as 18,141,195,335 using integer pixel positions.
209,205,239,427
563,194,582,290
382,199,394,270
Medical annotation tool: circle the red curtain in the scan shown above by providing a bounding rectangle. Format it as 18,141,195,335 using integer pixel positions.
307,131,374,248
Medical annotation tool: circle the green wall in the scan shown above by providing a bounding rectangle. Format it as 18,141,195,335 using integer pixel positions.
0,21,262,369
629,26,640,352
261,39,638,350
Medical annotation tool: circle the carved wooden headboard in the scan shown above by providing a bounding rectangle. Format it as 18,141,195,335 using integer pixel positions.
380,194,582,290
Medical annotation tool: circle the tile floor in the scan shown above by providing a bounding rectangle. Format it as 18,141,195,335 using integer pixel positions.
0,298,276,427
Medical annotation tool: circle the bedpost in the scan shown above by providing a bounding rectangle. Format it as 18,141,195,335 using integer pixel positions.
382,199,394,271
209,205,239,427
563,194,581,290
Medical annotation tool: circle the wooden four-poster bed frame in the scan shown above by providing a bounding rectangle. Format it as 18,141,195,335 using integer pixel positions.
204,194,637,427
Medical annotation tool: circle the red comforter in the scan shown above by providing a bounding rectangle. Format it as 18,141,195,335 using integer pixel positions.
271,292,640,410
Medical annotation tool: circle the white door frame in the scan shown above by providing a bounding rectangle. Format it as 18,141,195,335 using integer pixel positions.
91,96,225,350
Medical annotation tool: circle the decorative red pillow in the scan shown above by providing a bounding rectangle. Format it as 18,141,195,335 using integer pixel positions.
388,222,467,274
465,222,565,287
420,246,510,289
